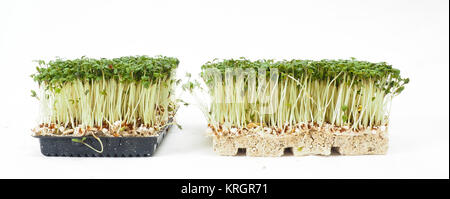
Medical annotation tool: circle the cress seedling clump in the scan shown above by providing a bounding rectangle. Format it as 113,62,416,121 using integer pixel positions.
195,57,409,156
31,55,179,136
200,58,409,130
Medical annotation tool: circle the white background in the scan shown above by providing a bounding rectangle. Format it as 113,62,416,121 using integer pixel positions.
0,0,448,179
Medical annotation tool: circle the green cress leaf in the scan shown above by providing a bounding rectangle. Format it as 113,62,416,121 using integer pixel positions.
201,58,408,96
31,55,179,89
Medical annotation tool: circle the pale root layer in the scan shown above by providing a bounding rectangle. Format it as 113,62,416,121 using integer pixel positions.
32,110,177,137
210,128,388,156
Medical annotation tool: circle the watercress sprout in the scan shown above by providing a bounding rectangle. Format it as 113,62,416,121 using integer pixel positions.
31,55,179,130
199,58,409,130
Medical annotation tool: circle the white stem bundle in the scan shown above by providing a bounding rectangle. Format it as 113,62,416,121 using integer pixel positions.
38,78,173,129
205,74,392,130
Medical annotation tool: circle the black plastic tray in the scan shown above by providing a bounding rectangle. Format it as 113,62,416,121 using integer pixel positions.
34,124,171,157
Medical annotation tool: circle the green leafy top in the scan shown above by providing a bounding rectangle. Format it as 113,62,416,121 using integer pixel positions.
201,57,409,95
31,55,179,88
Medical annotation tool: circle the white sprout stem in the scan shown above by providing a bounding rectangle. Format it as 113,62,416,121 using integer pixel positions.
203,72,392,129
37,79,174,129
